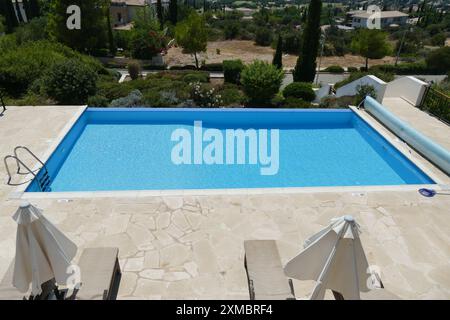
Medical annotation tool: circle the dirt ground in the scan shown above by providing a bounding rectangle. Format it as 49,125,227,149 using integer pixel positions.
164,40,396,70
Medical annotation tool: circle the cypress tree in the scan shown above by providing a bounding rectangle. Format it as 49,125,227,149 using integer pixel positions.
169,0,177,25
29,0,39,18
156,0,163,28
106,3,116,56
293,0,322,83
272,34,283,70
0,0,19,33
14,0,24,23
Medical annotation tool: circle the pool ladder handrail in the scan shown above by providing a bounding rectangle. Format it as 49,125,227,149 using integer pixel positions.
4,146,51,192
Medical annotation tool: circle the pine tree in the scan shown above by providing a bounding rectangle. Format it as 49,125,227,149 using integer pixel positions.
14,0,24,23
293,0,322,83
156,0,163,28
0,0,19,33
272,34,283,70
169,0,177,25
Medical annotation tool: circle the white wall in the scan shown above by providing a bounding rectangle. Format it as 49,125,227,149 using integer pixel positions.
335,75,387,103
383,76,429,107
313,84,332,104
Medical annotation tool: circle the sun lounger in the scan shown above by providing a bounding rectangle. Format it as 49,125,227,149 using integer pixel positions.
244,240,295,300
75,247,121,300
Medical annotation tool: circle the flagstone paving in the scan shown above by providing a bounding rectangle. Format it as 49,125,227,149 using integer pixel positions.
0,106,449,299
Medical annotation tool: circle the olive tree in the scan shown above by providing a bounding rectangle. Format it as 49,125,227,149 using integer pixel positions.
175,12,208,69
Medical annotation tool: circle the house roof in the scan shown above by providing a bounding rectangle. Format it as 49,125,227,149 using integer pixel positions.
111,0,146,6
351,10,409,19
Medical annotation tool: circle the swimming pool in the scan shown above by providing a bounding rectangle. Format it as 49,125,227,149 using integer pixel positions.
26,108,434,192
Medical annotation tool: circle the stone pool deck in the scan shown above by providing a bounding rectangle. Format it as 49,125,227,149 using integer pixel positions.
0,106,449,299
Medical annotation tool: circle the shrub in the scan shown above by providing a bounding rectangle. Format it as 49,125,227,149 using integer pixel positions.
128,61,141,80
255,28,272,46
240,60,284,105
426,47,450,74
159,91,181,106
129,13,167,59
0,40,104,97
224,21,240,40
223,59,244,84
110,90,143,107
45,60,98,105
324,65,345,73
183,72,209,83
143,89,181,107
190,82,222,107
347,66,358,73
87,95,110,107
271,93,285,107
283,97,312,108
96,81,135,101
355,84,377,105
4,92,51,107
319,95,352,109
283,82,316,102
430,33,446,47
15,17,49,45
130,30,166,59
217,84,246,106
114,30,132,50
91,48,110,57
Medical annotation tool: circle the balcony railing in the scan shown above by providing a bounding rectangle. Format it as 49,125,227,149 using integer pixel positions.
420,87,450,125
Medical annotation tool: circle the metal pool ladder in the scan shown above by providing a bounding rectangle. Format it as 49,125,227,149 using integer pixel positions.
4,146,51,192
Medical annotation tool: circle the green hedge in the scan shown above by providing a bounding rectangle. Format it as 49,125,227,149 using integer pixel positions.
370,61,446,75
323,65,345,74
201,63,223,72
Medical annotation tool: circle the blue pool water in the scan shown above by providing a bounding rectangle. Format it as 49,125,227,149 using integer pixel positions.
27,109,434,192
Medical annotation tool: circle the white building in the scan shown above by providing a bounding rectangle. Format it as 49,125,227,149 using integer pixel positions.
350,10,409,29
